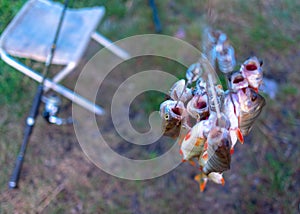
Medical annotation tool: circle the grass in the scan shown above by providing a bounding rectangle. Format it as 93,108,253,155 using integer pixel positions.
1,0,300,213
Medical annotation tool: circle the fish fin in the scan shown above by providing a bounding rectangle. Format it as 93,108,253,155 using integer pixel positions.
194,174,201,182
221,178,225,186
208,172,225,185
230,148,234,155
181,158,186,163
200,179,208,192
236,128,244,144
189,160,196,167
202,151,208,161
194,174,207,192
178,138,183,145
179,149,183,155
204,140,208,150
184,131,192,141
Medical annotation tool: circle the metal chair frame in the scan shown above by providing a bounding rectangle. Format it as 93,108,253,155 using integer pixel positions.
0,0,130,115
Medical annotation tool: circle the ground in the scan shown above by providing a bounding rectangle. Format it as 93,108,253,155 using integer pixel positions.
0,0,300,213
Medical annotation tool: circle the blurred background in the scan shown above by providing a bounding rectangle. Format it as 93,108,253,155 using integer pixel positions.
0,0,299,213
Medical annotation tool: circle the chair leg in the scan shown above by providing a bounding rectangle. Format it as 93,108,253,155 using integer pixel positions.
91,32,130,60
43,61,77,92
53,61,77,83
0,49,105,115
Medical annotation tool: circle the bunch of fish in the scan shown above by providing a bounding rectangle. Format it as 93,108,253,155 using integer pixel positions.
159,29,266,192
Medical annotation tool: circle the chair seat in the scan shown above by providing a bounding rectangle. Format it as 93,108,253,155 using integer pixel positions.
0,0,105,65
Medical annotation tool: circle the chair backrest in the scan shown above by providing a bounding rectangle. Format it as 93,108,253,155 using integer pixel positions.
0,0,105,65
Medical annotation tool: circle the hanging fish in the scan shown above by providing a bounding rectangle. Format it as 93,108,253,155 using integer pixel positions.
206,84,224,113
194,172,225,192
157,26,267,192
186,93,210,121
186,62,203,84
240,56,263,92
202,28,227,68
195,113,229,192
223,91,244,150
193,77,207,95
216,44,236,74
202,126,232,175
237,87,266,136
180,119,211,161
159,100,187,138
230,71,248,92
169,79,193,103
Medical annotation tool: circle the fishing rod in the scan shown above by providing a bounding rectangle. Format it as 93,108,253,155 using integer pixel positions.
148,0,162,33
9,0,70,189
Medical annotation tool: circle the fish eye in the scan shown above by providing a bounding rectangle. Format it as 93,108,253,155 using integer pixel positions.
251,93,257,101
259,60,263,66
164,114,169,120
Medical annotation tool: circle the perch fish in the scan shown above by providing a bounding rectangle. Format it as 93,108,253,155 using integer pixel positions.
159,100,187,138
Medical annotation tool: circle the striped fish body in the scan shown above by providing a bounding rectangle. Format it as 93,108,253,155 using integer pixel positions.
181,120,210,160
238,88,266,136
202,127,232,175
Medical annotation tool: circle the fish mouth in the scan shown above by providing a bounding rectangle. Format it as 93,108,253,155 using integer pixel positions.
232,73,245,84
196,100,207,109
171,107,183,116
196,94,208,109
245,62,258,71
231,72,248,90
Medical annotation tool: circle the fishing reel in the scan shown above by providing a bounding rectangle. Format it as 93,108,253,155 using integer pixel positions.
41,94,73,125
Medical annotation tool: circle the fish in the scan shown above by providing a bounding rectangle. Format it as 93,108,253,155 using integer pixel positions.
186,93,210,121
186,63,203,84
194,77,207,96
223,91,244,151
230,71,248,92
202,28,228,69
237,87,266,136
202,127,232,175
194,172,225,192
159,100,187,138
169,79,193,103
194,117,229,192
216,44,236,74
206,83,225,112
194,173,208,192
240,56,263,92
180,120,210,161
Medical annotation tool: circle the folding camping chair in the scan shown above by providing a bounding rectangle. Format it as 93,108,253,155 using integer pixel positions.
0,0,130,115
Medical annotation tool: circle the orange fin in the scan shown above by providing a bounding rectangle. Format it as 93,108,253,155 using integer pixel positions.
221,178,225,186
236,128,244,144
200,180,208,192
194,174,207,192
230,148,234,155
179,149,183,155
184,131,191,141
204,140,208,150
202,152,208,161
189,160,196,167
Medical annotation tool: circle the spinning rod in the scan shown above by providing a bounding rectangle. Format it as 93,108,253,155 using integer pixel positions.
9,0,70,189
149,0,162,33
